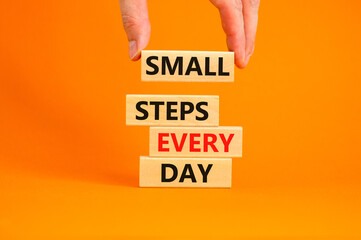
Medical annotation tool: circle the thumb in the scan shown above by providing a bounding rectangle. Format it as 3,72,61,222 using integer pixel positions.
119,0,151,61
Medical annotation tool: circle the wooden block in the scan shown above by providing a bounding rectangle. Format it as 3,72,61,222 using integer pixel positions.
141,50,234,82
126,95,219,126
149,127,242,157
139,156,232,188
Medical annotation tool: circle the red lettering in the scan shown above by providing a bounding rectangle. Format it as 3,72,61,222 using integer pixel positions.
189,133,201,152
158,133,169,152
219,133,234,152
171,133,187,152
203,133,218,152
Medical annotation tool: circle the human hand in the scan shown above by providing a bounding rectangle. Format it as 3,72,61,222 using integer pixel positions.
119,0,260,68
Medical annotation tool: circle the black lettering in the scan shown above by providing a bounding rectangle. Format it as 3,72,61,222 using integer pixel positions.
146,56,159,75
179,164,196,183
218,57,230,76
136,101,148,120
162,56,183,75
161,164,178,182
167,101,178,120
205,57,216,76
180,102,194,120
198,164,213,183
185,57,203,75
149,101,164,120
196,102,208,121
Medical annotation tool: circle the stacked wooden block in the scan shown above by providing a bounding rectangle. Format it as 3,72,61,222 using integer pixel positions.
126,51,242,188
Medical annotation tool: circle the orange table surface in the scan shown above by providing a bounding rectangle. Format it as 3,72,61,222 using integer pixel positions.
1,0,361,238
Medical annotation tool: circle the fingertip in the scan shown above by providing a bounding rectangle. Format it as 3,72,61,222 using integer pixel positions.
129,41,138,60
227,37,246,69
128,40,145,61
130,51,141,61
235,59,242,69
234,52,246,69
243,54,251,67
133,23,151,61
120,0,150,62
242,46,255,68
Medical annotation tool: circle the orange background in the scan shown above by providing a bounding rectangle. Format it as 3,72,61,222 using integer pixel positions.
1,0,361,239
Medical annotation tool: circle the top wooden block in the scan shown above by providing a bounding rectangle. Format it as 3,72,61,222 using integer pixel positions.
141,50,234,82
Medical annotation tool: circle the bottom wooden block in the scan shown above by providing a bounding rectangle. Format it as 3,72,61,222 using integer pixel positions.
139,156,232,188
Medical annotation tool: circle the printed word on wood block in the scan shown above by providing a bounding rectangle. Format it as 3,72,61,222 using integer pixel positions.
139,156,232,188
141,50,234,82
126,95,219,126
149,127,242,157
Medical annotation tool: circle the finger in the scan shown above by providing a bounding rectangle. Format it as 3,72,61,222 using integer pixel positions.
242,0,260,66
210,0,246,68
119,0,151,61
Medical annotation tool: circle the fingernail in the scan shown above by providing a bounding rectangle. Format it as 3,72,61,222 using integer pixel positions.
129,41,139,60
244,54,251,66
244,48,255,67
